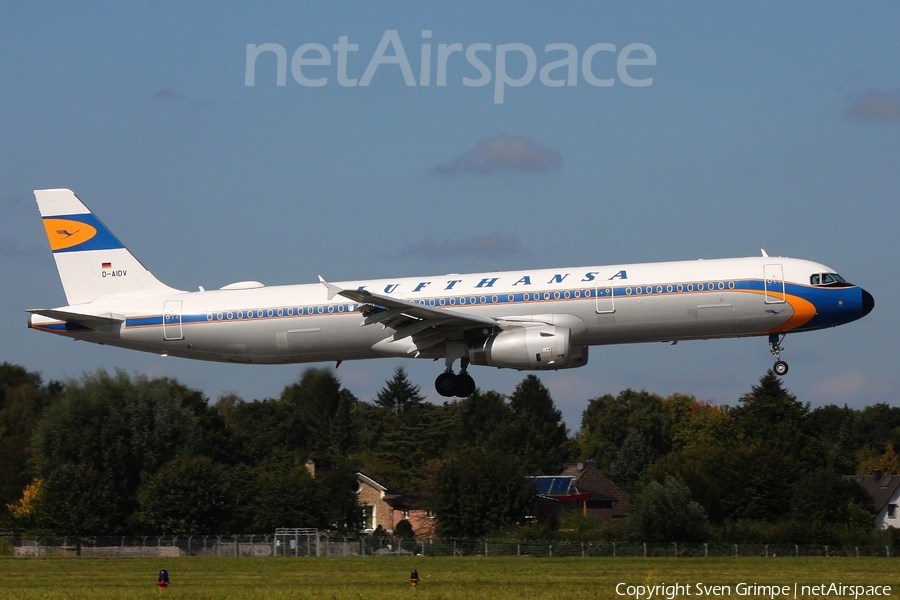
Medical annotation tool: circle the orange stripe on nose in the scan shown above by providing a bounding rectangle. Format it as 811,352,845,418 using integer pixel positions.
766,294,817,333
739,289,818,333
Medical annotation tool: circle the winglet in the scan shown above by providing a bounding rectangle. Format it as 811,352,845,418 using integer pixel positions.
318,276,343,301
761,249,769,257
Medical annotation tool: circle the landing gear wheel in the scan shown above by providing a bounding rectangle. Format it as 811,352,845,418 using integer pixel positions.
435,372,457,397
768,334,789,376
454,372,476,398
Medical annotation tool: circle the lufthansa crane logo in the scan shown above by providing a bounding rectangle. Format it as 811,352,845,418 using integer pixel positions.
43,218,98,251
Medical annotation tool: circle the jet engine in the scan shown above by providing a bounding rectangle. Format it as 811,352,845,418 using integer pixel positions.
468,326,588,370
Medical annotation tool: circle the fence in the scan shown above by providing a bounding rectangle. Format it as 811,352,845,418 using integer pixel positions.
9,537,898,558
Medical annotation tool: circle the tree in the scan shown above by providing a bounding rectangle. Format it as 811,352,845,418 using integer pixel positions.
790,470,855,525
136,456,237,535
220,369,359,467
880,443,900,475
857,443,900,475
247,453,324,532
6,479,42,528
853,404,900,455
608,428,654,487
0,363,56,529
394,519,415,541
374,368,425,414
35,463,114,536
447,390,513,451
502,375,569,473
731,371,812,462
578,389,669,471
316,460,364,534
31,370,220,534
372,401,449,492
727,372,815,521
278,368,359,459
629,475,708,542
646,439,739,524
432,449,534,538
358,370,452,493
809,404,857,474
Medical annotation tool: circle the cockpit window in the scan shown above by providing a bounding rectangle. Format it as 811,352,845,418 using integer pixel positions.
810,273,851,287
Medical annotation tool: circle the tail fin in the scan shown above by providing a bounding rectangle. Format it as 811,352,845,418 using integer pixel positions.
34,188,178,305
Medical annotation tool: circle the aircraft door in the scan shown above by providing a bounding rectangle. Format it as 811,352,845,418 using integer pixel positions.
595,284,615,314
163,300,184,340
763,264,785,304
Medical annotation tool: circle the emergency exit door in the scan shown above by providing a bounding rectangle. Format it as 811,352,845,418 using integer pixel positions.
763,264,785,304
163,301,183,340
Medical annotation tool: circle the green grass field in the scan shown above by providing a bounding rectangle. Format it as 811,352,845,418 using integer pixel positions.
0,557,896,600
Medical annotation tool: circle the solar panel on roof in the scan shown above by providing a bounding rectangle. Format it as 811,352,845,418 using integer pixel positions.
550,477,572,494
534,477,552,494
533,476,573,495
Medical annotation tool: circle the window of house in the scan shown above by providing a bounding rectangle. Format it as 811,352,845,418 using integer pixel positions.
889,503,897,519
362,505,374,530
402,510,410,519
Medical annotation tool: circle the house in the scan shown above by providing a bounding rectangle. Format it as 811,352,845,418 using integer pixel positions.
531,475,592,522
355,472,398,533
355,472,435,538
559,461,630,520
530,461,630,523
847,470,900,530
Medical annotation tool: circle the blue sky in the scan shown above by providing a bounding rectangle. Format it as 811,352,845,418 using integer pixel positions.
2,2,898,429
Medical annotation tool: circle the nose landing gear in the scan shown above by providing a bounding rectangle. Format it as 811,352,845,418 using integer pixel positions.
769,333,789,376
435,357,477,398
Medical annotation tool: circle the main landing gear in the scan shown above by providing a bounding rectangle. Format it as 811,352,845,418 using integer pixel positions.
769,333,789,376
435,357,477,398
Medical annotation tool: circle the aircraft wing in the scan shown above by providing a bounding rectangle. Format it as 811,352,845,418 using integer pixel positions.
318,277,497,327
319,277,498,356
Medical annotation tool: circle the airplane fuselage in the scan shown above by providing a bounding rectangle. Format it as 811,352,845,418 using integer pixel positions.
30,256,872,366
28,188,874,396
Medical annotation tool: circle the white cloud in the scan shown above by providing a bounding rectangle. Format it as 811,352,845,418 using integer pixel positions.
432,134,562,175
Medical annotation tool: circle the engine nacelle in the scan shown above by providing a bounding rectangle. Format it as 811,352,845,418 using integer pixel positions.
468,326,589,370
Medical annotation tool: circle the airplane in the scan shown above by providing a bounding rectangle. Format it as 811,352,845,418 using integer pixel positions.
28,188,874,397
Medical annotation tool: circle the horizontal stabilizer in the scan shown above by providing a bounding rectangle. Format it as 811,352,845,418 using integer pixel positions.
27,308,124,328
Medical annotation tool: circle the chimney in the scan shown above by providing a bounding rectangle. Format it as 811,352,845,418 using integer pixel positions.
873,469,882,482
306,459,316,478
